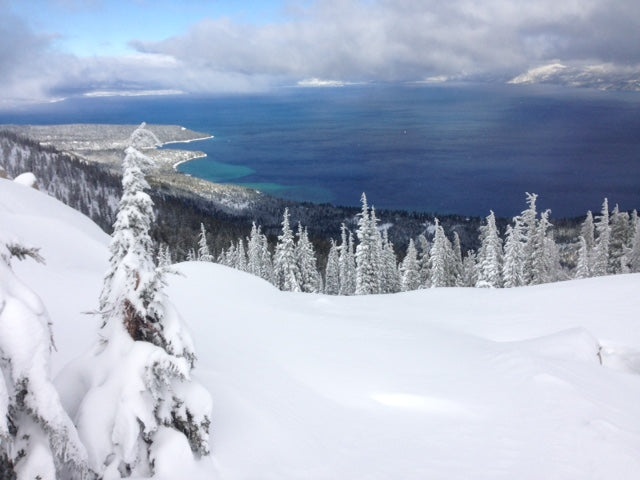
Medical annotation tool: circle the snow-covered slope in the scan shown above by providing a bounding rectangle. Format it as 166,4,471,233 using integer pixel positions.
2,178,640,479
0,179,109,371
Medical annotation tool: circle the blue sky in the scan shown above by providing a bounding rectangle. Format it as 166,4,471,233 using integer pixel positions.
1,0,639,103
9,0,285,57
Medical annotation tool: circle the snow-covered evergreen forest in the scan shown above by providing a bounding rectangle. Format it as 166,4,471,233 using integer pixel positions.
1,124,640,479
203,192,640,294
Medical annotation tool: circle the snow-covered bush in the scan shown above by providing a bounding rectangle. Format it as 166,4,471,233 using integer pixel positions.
0,238,88,479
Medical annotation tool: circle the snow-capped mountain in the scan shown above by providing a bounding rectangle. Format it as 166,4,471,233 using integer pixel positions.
508,63,640,91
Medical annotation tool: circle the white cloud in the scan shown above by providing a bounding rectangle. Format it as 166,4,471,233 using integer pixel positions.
297,78,347,87
1,0,640,103
130,0,640,85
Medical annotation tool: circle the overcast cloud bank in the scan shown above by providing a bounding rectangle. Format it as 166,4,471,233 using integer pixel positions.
2,0,640,103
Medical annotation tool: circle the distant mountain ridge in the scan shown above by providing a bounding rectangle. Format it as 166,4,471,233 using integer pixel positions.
508,63,640,91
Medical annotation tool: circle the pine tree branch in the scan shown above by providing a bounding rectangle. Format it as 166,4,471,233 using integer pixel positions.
7,244,45,264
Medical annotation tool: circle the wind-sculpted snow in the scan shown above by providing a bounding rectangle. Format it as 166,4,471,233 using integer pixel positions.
2,177,640,479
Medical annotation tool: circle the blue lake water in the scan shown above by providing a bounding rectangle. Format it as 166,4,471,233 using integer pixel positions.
1,84,639,218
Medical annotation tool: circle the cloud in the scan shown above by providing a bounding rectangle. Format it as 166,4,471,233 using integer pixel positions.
129,0,640,84
0,7,67,102
1,0,640,103
129,0,640,85
51,53,277,96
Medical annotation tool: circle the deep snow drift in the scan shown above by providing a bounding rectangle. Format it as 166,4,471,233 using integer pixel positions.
2,177,640,479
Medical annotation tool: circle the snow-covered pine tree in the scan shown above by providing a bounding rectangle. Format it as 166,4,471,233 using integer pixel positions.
400,239,421,292
296,224,321,293
575,236,591,279
355,193,382,295
502,218,525,288
0,238,89,480
247,222,261,276
235,238,248,272
127,121,160,149
461,250,478,287
370,206,385,289
258,231,274,284
429,219,452,288
197,223,213,262
451,232,464,287
338,224,357,296
68,124,212,478
609,205,631,274
274,208,301,292
157,243,172,268
247,222,274,283
519,193,539,286
380,229,400,293
476,211,503,288
592,198,610,277
581,211,596,250
627,210,640,273
324,239,341,295
417,234,431,288
577,211,595,277
530,209,559,284
219,241,237,268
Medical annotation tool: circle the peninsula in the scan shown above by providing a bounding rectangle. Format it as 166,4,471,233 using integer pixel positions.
1,123,263,214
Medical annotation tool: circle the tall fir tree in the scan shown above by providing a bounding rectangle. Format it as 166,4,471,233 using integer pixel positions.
380,229,400,293
578,211,596,277
235,238,248,272
609,205,631,274
530,209,558,284
157,243,172,268
581,211,596,249
626,210,640,273
592,198,610,277
338,225,357,296
324,239,341,295
247,222,274,283
197,223,213,262
416,234,431,288
258,230,275,283
400,239,421,291
451,232,464,287
274,208,301,292
429,219,454,288
355,193,381,295
575,236,591,279
502,218,525,288
476,211,503,288
461,250,478,287
217,242,231,267
296,224,321,293
72,124,211,478
519,193,539,286
247,222,263,277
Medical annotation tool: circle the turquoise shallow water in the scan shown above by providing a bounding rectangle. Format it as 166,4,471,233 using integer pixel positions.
182,159,255,183
2,83,640,217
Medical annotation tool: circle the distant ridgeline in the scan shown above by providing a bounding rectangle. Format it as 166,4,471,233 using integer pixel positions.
5,128,634,294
